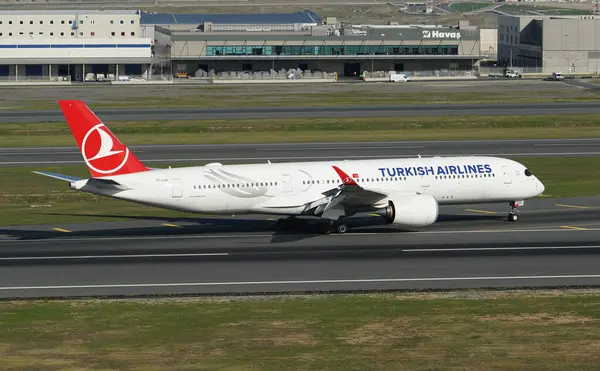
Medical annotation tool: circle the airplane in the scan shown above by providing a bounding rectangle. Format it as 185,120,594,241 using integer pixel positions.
34,100,545,234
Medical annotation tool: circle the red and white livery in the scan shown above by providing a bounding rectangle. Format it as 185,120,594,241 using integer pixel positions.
34,100,545,234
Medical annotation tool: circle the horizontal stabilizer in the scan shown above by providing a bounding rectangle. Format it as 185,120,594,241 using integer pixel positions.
33,171,129,190
32,171,83,182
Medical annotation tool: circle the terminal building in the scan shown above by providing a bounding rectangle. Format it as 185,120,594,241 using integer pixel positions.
150,15,486,78
497,14,600,73
0,8,490,81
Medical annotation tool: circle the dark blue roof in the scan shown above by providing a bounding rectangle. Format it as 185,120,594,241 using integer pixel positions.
140,10,321,25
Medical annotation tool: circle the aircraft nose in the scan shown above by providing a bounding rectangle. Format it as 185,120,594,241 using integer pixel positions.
537,178,545,194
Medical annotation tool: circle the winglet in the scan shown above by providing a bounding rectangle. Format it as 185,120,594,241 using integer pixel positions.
332,165,358,186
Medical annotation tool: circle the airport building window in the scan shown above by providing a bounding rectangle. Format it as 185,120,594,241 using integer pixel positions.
206,45,459,56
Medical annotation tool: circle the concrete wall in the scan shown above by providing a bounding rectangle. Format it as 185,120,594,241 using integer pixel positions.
0,10,141,39
479,28,497,58
542,17,600,73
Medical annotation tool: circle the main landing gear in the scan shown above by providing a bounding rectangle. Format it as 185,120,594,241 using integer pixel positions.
324,219,348,234
275,217,349,234
507,200,523,222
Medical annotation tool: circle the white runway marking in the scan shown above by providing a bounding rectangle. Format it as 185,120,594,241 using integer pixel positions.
403,245,600,252
0,234,273,243
4,245,599,261
2,274,600,291
0,253,228,261
1,227,598,244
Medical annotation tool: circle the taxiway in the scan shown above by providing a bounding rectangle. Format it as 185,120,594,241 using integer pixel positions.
1,197,599,298
1,102,600,123
2,138,600,167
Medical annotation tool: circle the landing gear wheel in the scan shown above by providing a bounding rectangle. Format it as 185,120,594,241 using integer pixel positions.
507,213,518,222
336,223,348,234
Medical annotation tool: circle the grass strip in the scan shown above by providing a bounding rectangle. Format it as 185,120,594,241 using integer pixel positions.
2,114,600,147
5,89,600,110
2,290,600,370
0,157,597,226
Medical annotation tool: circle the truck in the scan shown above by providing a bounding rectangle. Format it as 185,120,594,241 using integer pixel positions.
504,68,522,78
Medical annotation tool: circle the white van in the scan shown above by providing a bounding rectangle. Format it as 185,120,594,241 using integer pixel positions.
390,73,411,82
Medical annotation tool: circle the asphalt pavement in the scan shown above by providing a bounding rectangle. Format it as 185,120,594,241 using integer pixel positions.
1,196,600,298
2,102,600,123
3,138,600,167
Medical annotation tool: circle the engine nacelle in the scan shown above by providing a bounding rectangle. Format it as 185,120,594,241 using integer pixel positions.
374,194,439,228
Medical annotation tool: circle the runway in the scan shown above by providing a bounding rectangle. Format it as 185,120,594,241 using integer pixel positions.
1,196,600,298
2,138,600,167
2,101,600,123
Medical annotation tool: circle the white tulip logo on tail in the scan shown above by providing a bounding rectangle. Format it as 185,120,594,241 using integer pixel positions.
81,123,130,175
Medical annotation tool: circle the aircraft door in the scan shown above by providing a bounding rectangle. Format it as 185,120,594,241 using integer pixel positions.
171,178,183,198
282,174,293,193
502,166,512,184
420,175,430,189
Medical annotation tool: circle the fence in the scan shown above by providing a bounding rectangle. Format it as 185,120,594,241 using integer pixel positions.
479,66,545,76
0,73,174,83
362,69,476,80
0,75,72,82
187,68,337,81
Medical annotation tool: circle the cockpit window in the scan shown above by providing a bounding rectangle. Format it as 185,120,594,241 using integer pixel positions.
524,169,532,177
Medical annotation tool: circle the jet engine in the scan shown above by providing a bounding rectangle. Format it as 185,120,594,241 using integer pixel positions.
374,193,439,228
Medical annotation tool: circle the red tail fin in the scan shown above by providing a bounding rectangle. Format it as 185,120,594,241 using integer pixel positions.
58,100,149,178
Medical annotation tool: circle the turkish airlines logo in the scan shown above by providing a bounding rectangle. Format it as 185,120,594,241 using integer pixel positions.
343,177,352,184
81,123,129,175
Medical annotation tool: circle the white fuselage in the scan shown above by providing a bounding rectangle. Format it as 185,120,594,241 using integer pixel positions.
70,156,545,216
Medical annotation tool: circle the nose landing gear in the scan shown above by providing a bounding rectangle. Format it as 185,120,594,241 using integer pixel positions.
508,200,524,222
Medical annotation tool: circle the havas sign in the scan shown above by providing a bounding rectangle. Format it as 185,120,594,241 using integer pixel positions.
422,30,461,40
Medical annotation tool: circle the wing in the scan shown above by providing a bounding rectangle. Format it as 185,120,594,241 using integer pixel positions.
310,165,390,216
